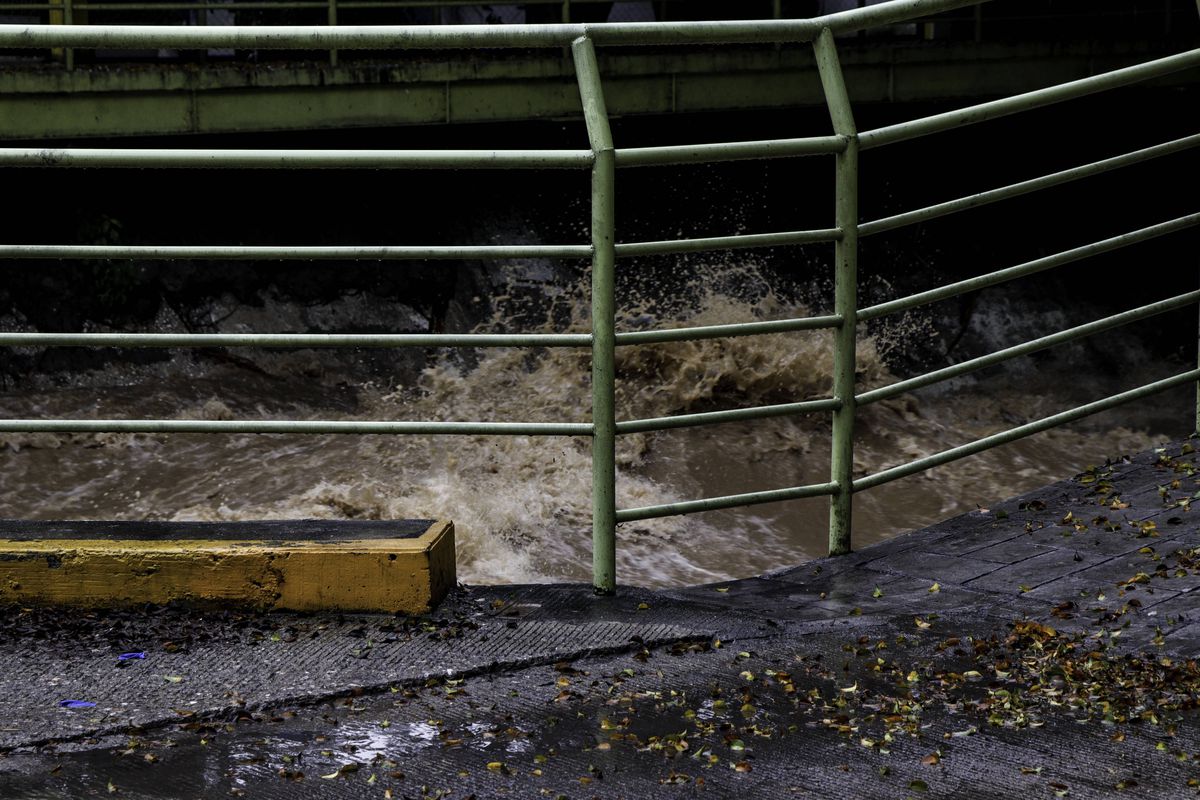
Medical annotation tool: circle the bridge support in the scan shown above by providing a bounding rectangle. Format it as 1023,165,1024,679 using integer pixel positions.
815,28,859,556
573,35,618,595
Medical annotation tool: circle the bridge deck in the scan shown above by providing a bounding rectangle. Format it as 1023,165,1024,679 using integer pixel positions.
0,38,1189,139
2,439,1200,797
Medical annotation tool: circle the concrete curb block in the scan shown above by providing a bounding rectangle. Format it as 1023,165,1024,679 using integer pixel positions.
0,519,455,613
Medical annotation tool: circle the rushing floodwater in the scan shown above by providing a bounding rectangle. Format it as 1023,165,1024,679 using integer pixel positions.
0,259,1184,587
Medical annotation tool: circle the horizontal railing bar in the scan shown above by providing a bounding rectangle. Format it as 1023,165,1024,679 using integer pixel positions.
859,47,1200,150
74,2,328,8
853,368,1200,492
614,136,847,167
0,332,591,349
860,132,1200,237
0,148,593,170
0,419,593,436
858,289,1200,405
859,212,1200,322
66,0,616,8
10,0,846,9
616,480,838,523
615,397,840,434
614,313,842,346
337,0,615,6
0,244,593,261
0,3,991,49
614,227,842,257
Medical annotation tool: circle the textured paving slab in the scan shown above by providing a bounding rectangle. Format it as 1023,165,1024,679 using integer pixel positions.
0,586,722,751
4,440,1200,798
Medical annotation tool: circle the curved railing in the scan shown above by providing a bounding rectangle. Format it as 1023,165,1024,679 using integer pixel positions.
1,0,1198,593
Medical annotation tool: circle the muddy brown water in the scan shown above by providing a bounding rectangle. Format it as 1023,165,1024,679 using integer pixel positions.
0,265,1184,587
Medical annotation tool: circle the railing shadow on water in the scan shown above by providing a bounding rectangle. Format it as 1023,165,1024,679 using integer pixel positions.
0,0,1198,593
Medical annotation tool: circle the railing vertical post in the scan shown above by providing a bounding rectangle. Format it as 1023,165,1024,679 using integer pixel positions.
814,28,859,556
562,0,571,24
328,0,339,67
572,35,617,595
63,0,74,71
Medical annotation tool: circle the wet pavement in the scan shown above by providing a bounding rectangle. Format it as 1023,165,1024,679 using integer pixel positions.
5,440,1200,798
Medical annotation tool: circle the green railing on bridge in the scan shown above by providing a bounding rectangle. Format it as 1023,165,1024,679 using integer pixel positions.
9,0,661,70
0,0,1198,594
4,0,1194,70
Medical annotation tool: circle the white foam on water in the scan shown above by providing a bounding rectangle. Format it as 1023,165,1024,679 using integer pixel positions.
0,259,1180,587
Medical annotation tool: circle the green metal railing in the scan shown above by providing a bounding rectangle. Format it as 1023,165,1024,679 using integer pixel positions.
5,0,786,70
1,0,1198,594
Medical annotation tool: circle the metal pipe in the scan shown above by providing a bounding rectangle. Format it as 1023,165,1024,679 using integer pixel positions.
859,213,1200,322
614,313,843,346
616,481,838,523
328,0,338,67
573,34,617,596
0,148,594,170
0,3,992,49
614,227,842,257
854,368,1200,492
333,0,588,6
58,1,638,8
614,136,848,167
860,133,1200,237
63,0,73,71
859,47,1200,150
0,332,592,348
19,0,970,11
616,398,840,435
858,290,1200,405
814,26,859,557
0,244,593,260
73,2,326,8
0,419,594,436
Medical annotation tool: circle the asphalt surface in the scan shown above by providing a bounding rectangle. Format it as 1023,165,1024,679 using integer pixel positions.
5,440,1200,798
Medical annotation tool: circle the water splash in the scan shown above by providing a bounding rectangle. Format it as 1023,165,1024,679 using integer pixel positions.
0,258,1178,587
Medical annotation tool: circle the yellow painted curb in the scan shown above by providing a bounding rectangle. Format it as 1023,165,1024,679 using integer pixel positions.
0,520,455,614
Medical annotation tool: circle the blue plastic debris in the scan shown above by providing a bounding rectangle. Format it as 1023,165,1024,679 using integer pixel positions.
117,652,147,661
57,700,96,709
